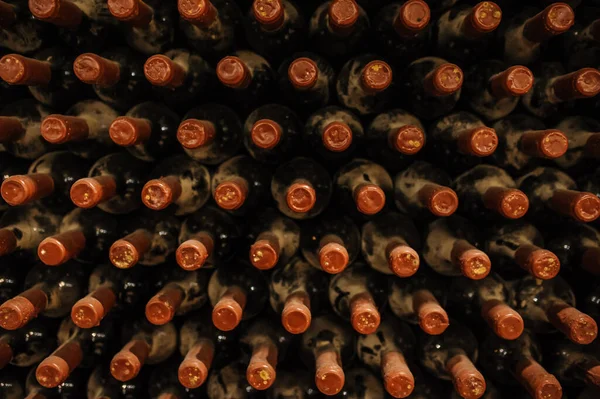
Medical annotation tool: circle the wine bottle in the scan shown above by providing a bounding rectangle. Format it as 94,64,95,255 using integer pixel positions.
207,360,262,399
0,152,28,212
145,264,211,325
336,55,394,115
402,57,463,119
304,106,363,162
37,207,118,266
271,156,332,219
73,49,151,111
328,262,387,334
216,50,275,111
247,207,299,270
143,49,215,107
334,158,393,216
335,367,386,398
300,315,353,396
178,103,243,165
546,223,600,277
266,370,317,399
308,0,370,60
427,111,498,173
208,261,268,331
211,155,270,214
0,318,55,368
244,0,305,62
0,47,90,108
418,322,486,399
479,330,563,399
109,209,180,269
485,221,561,280
141,154,211,216
501,3,575,64
0,204,60,262
109,101,180,162
513,275,598,344
110,319,177,381
107,0,176,54
454,165,529,221
278,52,336,116
269,257,328,334
522,64,600,119
0,99,53,160
365,108,425,173
0,0,49,54
544,337,600,389
243,104,302,164
71,264,150,328
178,0,244,60
394,161,458,219
0,261,85,330
422,216,492,280
178,309,239,389
148,359,203,399
373,0,432,65
388,268,450,335
361,211,421,277
240,318,291,390
434,2,502,62
40,100,119,159
70,152,149,214
301,213,360,274
516,167,600,223
1,151,89,212
356,317,416,398
177,206,241,270
463,61,534,121
447,274,525,340
553,116,600,171
35,317,116,388
87,365,147,399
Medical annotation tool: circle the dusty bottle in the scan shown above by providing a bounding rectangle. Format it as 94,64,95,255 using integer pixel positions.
301,213,360,274
546,223,600,277
0,0,49,54
207,360,262,399
211,155,270,215
177,206,242,270
178,103,243,165
553,116,600,171
109,210,180,269
271,156,332,220
394,161,458,219
208,261,268,331
247,207,299,270
269,257,328,335
485,221,561,280
70,152,149,214
422,215,492,280
545,337,600,389
87,365,148,399
109,101,180,162
0,318,55,368
300,315,354,396
141,154,211,216
0,99,53,160
361,211,421,277
37,207,118,266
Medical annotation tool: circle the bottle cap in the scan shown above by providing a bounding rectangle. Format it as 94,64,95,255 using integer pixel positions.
36,355,71,388
482,299,524,340
0,291,47,330
523,3,574,42
288,57,318,90
391,125,425,155
350,293,380,334
322,122,353,152
251,119,282,149
282,293,311,334
515,245,560,280
178,0,217,26
548,304,598,345
217,56,251,88
465,1,502,35
111,344,145,382
28,0,83,28
394,0,430,36
70,176,117,209
38,231,86,266
315,350,345,395
109,229,152,269
0,228,17,256
447,355,486,399
253,0,284,30
417,183,459,217
141,177,182,211
41,115,90,144
71,286,116,329
361,61,393,93
387,245,420,277
0,117,25,142
73,53,121,87
177,239,211,270
354,184,386,215
551,68,600,101
424,63,463,96
145,286,183,325
1,174,54,206
178,349,211,388
0,54,51,85
451,240,491,280
517,358,563,399
319,242,349,274
286,181,316,213
382,352,415,398
489,65,534,98
520,130,568,159
250,239,280,270
457,127,498,157
482,187,529,219
328,0,359,33
550,190,600,222
109,117,152,146
107,0,154,27
177,119,215,149
246,344,277,390
212,288,245,331
214,179,248,210
144,55,186,88
413,289,449,335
